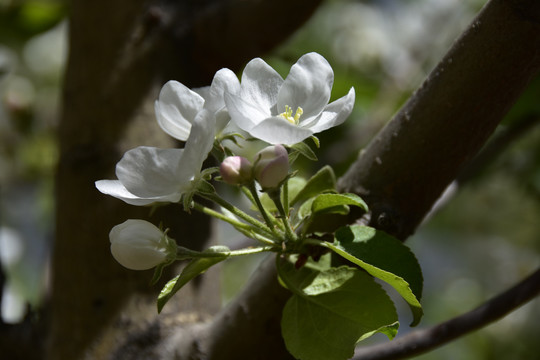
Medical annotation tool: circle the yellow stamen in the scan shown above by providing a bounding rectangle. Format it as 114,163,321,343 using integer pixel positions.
279,105,303,125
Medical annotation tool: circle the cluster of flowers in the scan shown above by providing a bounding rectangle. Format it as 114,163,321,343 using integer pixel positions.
96,52,355,271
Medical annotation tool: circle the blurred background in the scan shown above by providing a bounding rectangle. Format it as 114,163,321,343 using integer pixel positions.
0,0,538,359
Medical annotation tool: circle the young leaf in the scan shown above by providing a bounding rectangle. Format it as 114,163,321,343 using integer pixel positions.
278,258,399,360
290,141,318,161
311,193,368,214
290,165,336,207
324,225,423,326
157,246,229,313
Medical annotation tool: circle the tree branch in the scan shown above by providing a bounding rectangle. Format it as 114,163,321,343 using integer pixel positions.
353,267,540,360
167,255,295,360
337,0,540,240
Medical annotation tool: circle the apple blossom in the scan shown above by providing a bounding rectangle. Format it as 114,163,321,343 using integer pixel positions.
109,219,176,270
95,109,214,205
254,145,289,188
155,68,240,141
225,52,355,145
220,156,252,185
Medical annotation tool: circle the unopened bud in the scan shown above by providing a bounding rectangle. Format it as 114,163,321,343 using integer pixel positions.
220,156,253,185
109,219,175,270
254,144,289,189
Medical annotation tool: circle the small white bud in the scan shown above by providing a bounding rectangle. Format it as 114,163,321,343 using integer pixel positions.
109,219,174,270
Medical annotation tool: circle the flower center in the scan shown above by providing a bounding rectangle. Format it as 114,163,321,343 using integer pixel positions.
279,105,303,125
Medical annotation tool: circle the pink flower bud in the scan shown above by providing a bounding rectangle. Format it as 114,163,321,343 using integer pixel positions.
254,145,289,188
220,156,252,185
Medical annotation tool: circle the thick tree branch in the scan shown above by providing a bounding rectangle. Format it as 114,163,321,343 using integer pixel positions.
337,0,540,240
353,267,540,360
167,255,295,360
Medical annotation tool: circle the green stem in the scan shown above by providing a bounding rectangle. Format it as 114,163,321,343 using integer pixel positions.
247,182,281,238
242,185,284,231
283,180,290,217
198,192,275,238
177,245,275,260
240,185,256,205
192,202,278,246
192,202,250,230
236,228,279,246
303,238,324,247
268,188,297,242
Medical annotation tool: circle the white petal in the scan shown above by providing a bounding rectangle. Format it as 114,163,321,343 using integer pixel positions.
204,68,240,113
215,108,231,134
110,220,168,270
241,58,283,114
248,117,314,145
181,109,215,175
306,87,355,133
277,53,333,119
226,92,271,132
95,180,179,205
110,219,163,246
227,58,283,131
115,147,187,199
155,80,205,141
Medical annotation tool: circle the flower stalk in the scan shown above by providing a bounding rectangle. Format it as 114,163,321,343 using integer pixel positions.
176,245,275,260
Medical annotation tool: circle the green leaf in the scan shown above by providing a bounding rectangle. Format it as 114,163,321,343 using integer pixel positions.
297,197,315,221
196,179,216,195
310,135,320,148
311,193,368,214
325,225,423,326
290,141,318,161
278,258,398,360
157,246,229,313
150,261,171,285
290,165,336,207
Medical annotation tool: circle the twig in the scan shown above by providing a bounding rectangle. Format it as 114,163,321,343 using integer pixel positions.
353,267,540,360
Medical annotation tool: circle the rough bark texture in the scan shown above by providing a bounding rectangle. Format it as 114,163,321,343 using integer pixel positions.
337,0,540,240
50,1,322,359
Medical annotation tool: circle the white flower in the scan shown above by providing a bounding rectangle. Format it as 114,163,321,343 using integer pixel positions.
155,68,240,141
109,219,175,270
95,109,214,205
225,52,355,145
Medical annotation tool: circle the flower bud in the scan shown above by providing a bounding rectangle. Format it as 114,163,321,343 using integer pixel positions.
109,219,175,270
254,144,289,189
220,156,252,185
